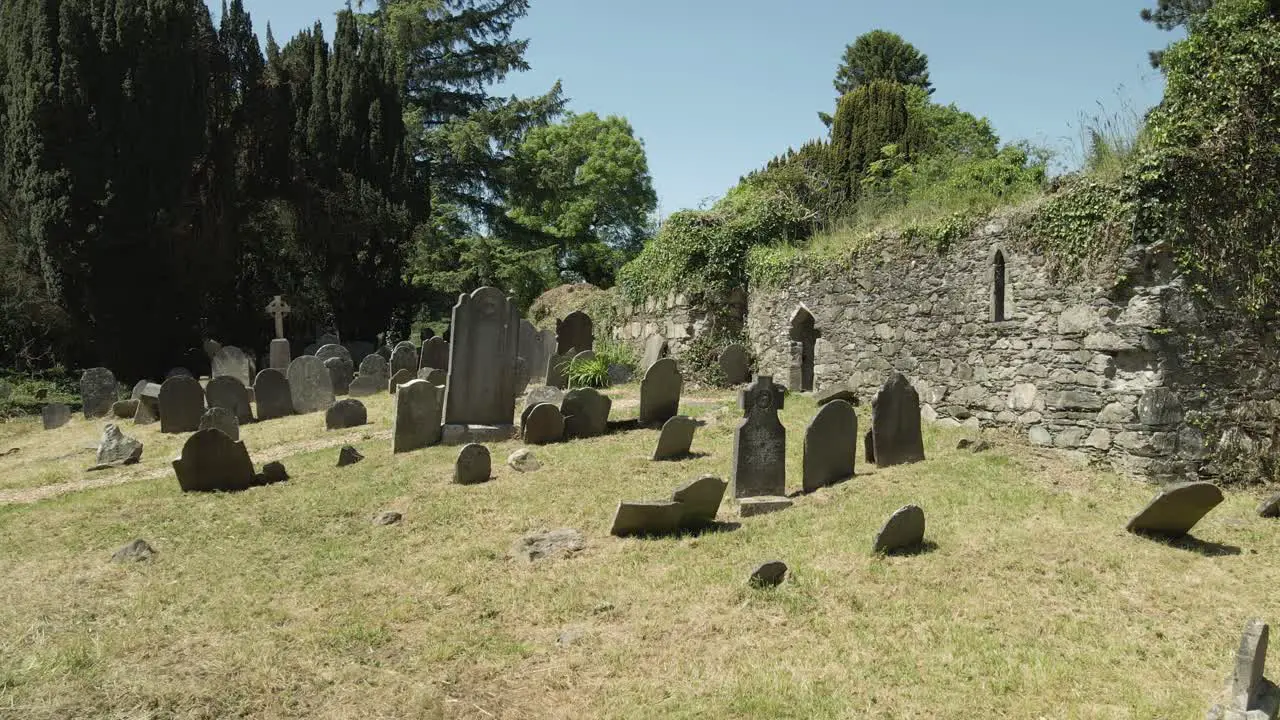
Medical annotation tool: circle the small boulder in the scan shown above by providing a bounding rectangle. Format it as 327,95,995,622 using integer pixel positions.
112,539,155,563
255,461,289,486
508,448,541,472
816,384,858,407
1257,492,1280,518
112,399,139,419
93,423,144,468
509,528,585,562
454,443,491,485
748,560,788,588
873,504,926,554
337,445,365,468
372,511,402,526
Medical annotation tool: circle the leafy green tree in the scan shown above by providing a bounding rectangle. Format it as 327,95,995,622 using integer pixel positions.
820,30,931,126
1141,0,1216,67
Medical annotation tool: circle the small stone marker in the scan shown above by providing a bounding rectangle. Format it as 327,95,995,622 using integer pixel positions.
325,398,368,430
112,399,138,419
159,375,205,433
42,403,71,430
508,528,585,562
731,375,786,499
388,368,415,393
111,539,155,563
205,375,253,424
172,428,256,492
610,501,684,537
80,367,117,419
639,358,682,426
454,443,491,484
1233,619,1270,712
392,379,444,453
211,346,252,387
719,344,751,384
287,355,334,414
1257,493,1280,518
253,369,293,421
653,416,698,461
871,373,925,467
739,496,793,517
816,383,858,406
749,561,788,588
257,461,289,486
1125,481,1224,537
556,310,594,355
421,336,450,370
522,403,565,445
873,504,926,554
93,423,144,467
337,444,364,467
372,511,402,526
561,387,611,439
198,406,240,441
641,334,668,371
803,399,857,492
390,343,418,376
507,448,541,472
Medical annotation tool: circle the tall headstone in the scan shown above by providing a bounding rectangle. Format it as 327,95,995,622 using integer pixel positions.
641,335,668,372
393,379,444,453
205,376,253,425
266,296,292,369
555,311,594,355
172,429,256,493
444,287,520,426
719,344,751,385
80,367,117,419
561,387,611,439
871,373,925,467
287,355,334,415
390,343,419,376
212,346,252,387
731,376,786,499
159,375,205,433
803,399,857,492
639,358,682,426
253,369,293,421
421,337,450,371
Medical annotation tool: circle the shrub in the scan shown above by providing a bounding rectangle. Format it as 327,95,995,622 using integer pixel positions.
566,354,611,389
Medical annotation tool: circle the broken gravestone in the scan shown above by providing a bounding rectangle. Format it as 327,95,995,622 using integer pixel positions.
1206,618,1280,720
508,529,585,562
748,560,788,588
610,475,726,537
91,424,144,468
337,445,364,467
1125,481,1224,538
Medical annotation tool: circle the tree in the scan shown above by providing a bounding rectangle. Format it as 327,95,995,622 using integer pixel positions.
827,80,914,208
1141,0,1215,67
820,30,931,126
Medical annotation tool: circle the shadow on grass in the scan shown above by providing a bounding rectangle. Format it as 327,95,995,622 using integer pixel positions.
877,540,940,558
607,417,708,435
789,474,859,498
618,521,742,540
1135,531,1242,557
652,452,711,463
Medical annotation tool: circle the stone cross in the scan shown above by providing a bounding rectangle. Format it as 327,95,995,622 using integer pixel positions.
265,296,291,339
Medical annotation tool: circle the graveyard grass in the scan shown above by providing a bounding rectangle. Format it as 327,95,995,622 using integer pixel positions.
1,388,1277,718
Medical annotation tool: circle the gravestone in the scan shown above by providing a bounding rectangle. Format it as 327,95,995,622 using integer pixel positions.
864,429,875,463
653,416,698,461
749,561,788,588
198,406,240,441
561,388,611,439
454,444,491,484
211,346,252,387
556,310,593,355
203,338,222,359
388,368,415,393
269,339,291,371
803,399,858,492
265,296,292,369
444,287,519,427
525,385,565,412
517,319,539,391
205,376,253,424
337,445,364,467
252,369,292,421
572,349,596,365
421,337,450,371
345,341,376,365
324,356,353,395
287,355,334,414
418,368,447,386
166,367,193,379
1125,481,1224,537
639,358,682,426
739,496,793,517
93,424,143,467
172,429,256,493
326,398,368,430
641,335,668,372
1259,492,1280,518
873,504,926,554
390,343,419,376
731,375,787,499
80,367,117,419
608,364,633,386
719,344,751,385
817,383,858,407
112,400,138,419
871,373,925,467
392,379,444,453
350,354,390,397
610,475,727,537
159,375,205,433
130,380,150,400
41,403,71,430
133,397,158,426
545,353,571,389
522,403,565,445
671,475,726,527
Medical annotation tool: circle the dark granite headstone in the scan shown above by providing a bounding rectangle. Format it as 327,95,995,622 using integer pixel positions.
421,336,450,371
159,375,205,433
803,399,857,492
871,373,925,467
522,403,565,445
731,376,786,499
873,504,926,554
198,406,240,441
172,429,255,492
1125,481,1224,537
454,443,491,484
205,375,253,425
80,367,117,419
639,358,682,426
444,287,520,426
325,398,368,430
719,344,751,385
337,444,364,467
555,310,593,355
133,397,158,426
287,355,334,414
392,379,444,453
253,369,293,421
653,416,698,461
323,356,354,395
561,387,611,439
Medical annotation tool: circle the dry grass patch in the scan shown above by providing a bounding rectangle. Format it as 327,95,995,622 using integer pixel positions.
1,390,1278,718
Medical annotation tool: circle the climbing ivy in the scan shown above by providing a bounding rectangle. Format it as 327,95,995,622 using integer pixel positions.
1015,177,1135,280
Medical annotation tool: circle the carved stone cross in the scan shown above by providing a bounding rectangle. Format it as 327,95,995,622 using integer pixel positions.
265,296,291,339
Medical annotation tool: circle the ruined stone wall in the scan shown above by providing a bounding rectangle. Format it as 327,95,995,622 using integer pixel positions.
612,289,746,356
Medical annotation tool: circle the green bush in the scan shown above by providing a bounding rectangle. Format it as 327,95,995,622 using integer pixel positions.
566,354,611,389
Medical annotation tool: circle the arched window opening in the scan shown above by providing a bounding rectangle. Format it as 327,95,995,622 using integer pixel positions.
788,306,819,392
992,250,1007,322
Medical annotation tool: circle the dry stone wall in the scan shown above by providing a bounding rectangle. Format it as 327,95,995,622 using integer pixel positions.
612,289,746,356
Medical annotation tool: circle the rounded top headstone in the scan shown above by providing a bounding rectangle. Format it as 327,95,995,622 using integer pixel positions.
287,355,335,414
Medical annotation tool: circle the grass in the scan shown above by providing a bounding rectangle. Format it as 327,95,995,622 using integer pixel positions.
1,386,1277,718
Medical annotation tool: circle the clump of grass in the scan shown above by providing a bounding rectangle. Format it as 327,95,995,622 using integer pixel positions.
1067,88,1149,183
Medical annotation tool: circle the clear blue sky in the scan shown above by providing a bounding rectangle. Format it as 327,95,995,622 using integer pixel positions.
232,0,1171,216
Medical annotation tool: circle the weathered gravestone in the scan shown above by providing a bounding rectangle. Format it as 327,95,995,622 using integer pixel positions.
205,376,253,425
317,344,354,395
524,385,565,413
345,341,376,365
719,344,751,385
349,354,389,397
444,287,519,428
1125,481,1224,538
641,335,668,372
159,375,205,433
610,475,727,537
1205,618,1280,720
1259,492,1280,518
731,375,787,499
392,379,444,453
390,343,419,377
873,504,926,554
817,382,859,407
112,400,138,419
653,416,698,461
287,355,334,415
253,369,293,421
166,367,193,379
93,423,143,467
130,380,149,400
172,428,255,492
639,358,682,426
522,403,565,445
561,387,611,439
517,319,540,391
572,349,596,365
198,406,240,441
421,337,450,371
803,399,857,492
326,398,368,430
871,373,925,467
80,367,117,419
545,353,571,389
556,310,594,355
203,338,222,359
418,368,447,386
134,395,158,426
454,443,492,484
864,429,875,463
42,403,71,430
388,368,415,393
211,346,252,387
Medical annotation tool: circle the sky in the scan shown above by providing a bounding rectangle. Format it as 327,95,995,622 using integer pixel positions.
233,0,1172,216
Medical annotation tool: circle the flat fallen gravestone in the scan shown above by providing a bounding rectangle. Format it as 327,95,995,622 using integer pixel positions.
287,355,334,415
172,429,256,493
42,403,71,430
522,403,565,445
159,375,205,433
873,504,926,554
739,496,793,517
326,398,368,430
1125,481,1224,538
93,424,143,467
653,416,698,461
561,388,611,439
253,369,293,421
719,344,751,385
392,379,444,453
198,406,240,441
610,501,684,537
508,528,585,562
205,375,253,425
871,373,925,467
639,358,682,426
80,367,117,419
454,444,491,484
803,399,857,492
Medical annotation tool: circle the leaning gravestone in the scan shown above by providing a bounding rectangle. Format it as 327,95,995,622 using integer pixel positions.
159,375,205,433
253,369,293,421
522,403,565,445
205,376,253,425
873,504,926,554
287,355,334,415
390,343,419,376
561,388,611,439
803,399,858,492
454,444,492,484
545,353,571,389
444,287,520,427
211,346,252,387
731,375,787,499
326,398,368,430
641,335,668,372
80,367,117,419
421,337,450,371
388,368,415,393
42,403,71,430
719,344,751,385
1126,481,1224,538
198,406,240,441
610,475,728,537
556,310,594,355
639,358,682,426
172,429,256,493
653,416,698,461
871,373,925,467
392,379,444,453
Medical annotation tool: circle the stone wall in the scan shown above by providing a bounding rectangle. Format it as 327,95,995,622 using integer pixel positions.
612,289,746,356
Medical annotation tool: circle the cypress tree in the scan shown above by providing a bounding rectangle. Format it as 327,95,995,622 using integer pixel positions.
827,80,913,209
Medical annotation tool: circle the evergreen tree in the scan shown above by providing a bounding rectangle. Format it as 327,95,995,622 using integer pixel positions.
827,81,914,209
820,30,931,127
1141,0,1216,67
